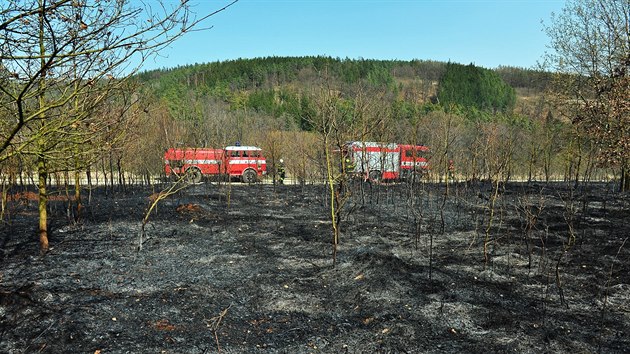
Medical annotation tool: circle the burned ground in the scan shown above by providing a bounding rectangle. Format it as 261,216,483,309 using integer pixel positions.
0,181,629,353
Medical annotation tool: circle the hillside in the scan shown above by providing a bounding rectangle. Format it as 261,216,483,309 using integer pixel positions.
135,56,553,128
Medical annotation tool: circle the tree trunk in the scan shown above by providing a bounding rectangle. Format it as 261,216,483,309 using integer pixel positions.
37,0,49,254
109,153,114,192
74,169,82,220
573,152,582,189
101,157,108,195
38,157,49,254
621,165,630,192
117,157,124,191
87,166,93,205
543,150,551,183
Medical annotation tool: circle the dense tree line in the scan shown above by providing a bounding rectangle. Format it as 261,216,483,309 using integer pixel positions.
136,56,551,130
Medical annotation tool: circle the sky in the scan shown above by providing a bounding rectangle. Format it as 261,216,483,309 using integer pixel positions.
140,0,567,72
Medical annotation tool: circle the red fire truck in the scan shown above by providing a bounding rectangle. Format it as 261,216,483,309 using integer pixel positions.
164,145,267,183
342,141,430,182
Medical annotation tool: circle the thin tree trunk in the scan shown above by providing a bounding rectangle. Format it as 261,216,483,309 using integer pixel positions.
74,169,82,220
37,1,48,254
38,158,49,253
621,165,630,192
117,157,124,191
101,157,108,194
109,152,114,192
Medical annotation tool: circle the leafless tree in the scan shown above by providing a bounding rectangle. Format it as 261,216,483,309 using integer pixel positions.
0,0,239,253
314,83,351,266
543,0,630,191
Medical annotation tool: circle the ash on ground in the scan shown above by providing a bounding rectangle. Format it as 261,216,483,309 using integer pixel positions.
1,182,628,353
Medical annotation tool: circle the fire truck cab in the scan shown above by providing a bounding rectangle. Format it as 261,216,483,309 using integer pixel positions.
343,141,429,182
164,145,267,183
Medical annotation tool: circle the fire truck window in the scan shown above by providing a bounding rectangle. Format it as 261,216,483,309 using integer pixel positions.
231,151,240,157
252,151,260,158
406,149,426,158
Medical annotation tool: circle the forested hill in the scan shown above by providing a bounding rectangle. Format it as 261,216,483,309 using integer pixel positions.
135,56,553,129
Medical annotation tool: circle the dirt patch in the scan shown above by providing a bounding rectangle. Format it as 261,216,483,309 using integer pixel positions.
0,181,628,353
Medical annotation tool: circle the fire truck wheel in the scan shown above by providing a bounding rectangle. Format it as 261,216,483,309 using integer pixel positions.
369,170,381,183
185,167,202,184
242,169,257,184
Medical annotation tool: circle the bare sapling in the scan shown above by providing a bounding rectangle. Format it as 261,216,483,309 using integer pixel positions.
206,304,232,353
597,237,627,353
437,114,457,234
553,188,579,309
515,191,546,274
479,124,514,268
404,174,427,256
483,179,501,267
312,79,355,267
323,135,352,267
431,113,458,280
138,177,189,252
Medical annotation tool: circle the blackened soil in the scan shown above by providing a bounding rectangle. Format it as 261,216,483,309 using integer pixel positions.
0,181,629,353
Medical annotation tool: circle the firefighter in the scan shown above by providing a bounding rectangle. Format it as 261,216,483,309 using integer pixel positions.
277,159,286,184
344,156,355,174
448,159,455,181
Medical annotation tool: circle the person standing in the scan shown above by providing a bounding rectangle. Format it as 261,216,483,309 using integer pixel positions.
277,159,286,184
448,159,455,181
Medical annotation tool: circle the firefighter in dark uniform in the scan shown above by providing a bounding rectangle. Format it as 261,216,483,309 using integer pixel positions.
345,156,355,174
448,159,455,181
277,159,286,184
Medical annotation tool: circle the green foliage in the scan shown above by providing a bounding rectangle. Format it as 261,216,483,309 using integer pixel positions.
227,89,316,131
391,100,442,123
437,62,516,114
247,90,276,113
137,56,444,101
136,56,550,132
367,66,394,88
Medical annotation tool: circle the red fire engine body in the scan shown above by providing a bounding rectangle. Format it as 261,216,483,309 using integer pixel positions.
164,146,267,183
343,141,430,181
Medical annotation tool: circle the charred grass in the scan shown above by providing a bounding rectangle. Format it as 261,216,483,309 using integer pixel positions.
0,181,628,353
